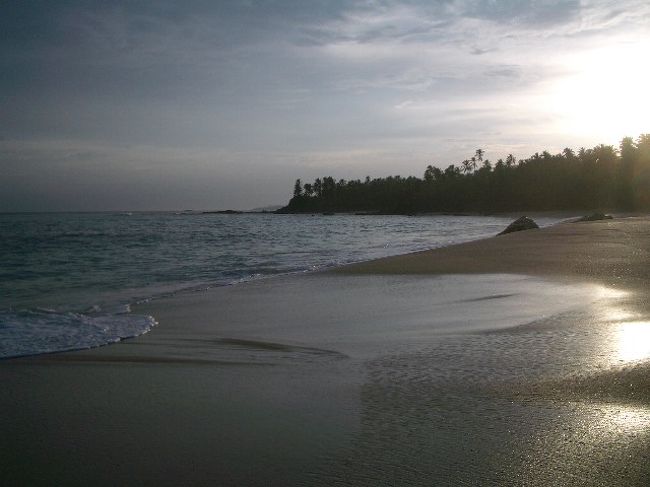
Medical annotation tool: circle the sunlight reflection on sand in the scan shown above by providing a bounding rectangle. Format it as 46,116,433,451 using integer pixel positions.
598,403,650,433
617,322,650,363
592,286,650,365
581,287,650,439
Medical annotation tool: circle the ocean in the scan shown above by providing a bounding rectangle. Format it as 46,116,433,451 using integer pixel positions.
0,212,567,358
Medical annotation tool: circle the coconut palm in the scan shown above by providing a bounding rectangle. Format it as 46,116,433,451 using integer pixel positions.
293,179,302,197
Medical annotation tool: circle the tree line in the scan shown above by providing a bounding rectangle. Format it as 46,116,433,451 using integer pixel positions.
279,135,650,214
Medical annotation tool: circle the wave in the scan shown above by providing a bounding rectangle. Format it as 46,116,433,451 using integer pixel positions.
0,308,157,359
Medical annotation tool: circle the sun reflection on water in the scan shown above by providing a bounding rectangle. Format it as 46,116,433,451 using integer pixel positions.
607,405,650,432
602,309,635,322
580,403,650,437
595,286,628,300
586,404,650,434
617,321,650,363
592,285,650,364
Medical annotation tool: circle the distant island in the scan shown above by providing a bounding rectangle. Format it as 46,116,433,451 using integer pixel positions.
201,205,283,215
278,135,650,215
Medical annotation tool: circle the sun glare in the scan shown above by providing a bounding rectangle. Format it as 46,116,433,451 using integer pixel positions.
549,41,650,141
578,403,650,436
618,321,650,363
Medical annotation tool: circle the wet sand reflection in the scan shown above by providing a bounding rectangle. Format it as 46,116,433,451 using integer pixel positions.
318,281,650,485
617,321,650,363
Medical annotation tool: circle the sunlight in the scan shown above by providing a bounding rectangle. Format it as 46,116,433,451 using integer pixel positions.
581,403,650,435
549,41,650,141
618,321,650,362
595,286,628,300
602,308,635,322
605,405,650,433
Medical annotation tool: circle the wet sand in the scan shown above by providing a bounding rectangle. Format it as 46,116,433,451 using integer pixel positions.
336,215,650,285
2,216,650,486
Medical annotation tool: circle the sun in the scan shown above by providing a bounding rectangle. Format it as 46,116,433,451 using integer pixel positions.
548,40,650,142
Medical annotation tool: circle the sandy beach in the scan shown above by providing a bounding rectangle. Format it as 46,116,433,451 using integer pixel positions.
3,216,650,486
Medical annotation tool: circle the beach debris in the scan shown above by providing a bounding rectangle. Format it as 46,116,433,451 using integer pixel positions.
577,212,613,222
498,216,539,235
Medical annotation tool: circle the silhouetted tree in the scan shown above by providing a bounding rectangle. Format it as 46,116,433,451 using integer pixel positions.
313,178,323,198
617,137,636,210
278,135,650,214
293,179,302,197
424,165,436,182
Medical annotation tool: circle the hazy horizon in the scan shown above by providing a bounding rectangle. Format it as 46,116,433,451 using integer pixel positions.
2,1,649,211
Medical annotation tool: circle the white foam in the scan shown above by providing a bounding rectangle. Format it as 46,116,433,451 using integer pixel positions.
0,308,157,359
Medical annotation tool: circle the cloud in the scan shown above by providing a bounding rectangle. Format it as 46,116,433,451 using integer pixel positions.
459,0,583,27
470,46,496,55
1,0,648,210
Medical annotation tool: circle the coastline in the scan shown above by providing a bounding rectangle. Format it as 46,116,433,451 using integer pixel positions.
333,215,649,286
3,216,650,485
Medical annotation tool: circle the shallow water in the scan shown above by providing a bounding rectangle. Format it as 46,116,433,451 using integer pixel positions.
142,273,600,360
134,273,650,485
1,212,567,358
3,270,650,485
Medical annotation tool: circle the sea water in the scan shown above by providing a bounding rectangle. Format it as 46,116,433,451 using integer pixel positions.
0,212,567,358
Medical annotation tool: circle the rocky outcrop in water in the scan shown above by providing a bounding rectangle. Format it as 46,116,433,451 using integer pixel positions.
577,212,613,222
498,216,539,235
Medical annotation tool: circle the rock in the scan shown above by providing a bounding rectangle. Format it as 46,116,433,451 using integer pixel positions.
498,216,539,235
577,212,613,222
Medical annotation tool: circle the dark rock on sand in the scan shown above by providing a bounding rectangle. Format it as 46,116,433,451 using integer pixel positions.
498,216,539,235
577,212,613,222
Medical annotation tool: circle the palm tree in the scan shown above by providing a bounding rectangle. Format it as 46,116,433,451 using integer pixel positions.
293,179,302,197
475,148,484,162
461,159,473,174
424,165,436,182
562,147,575,159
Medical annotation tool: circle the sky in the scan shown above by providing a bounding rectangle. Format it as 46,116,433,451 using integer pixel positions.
2,0,649,211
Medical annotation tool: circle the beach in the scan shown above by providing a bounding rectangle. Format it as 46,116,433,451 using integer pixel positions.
3,216,650,486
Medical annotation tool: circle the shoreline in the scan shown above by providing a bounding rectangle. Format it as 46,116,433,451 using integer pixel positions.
0,212,574,362
3,216,650,485
0,211,571,362
333,215,650,287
